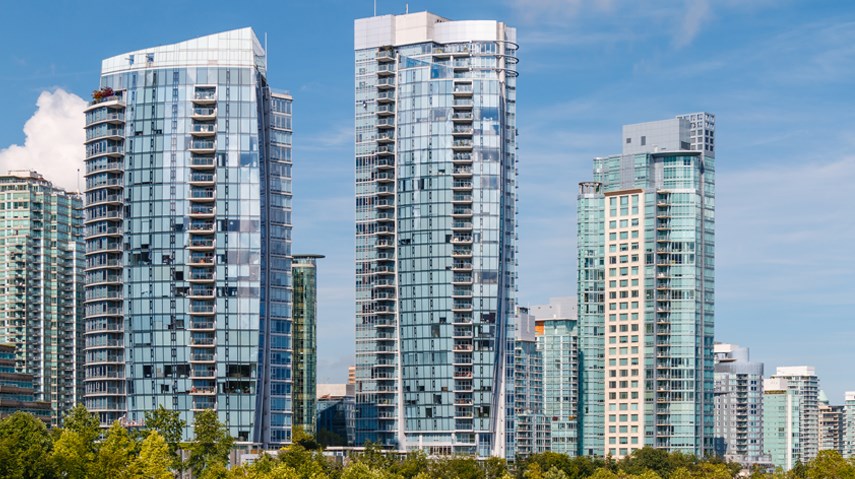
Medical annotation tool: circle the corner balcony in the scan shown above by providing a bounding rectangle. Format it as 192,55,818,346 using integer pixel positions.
376,49,395,62
85,127,124,144
377,132,395,144
85,144,124,161
377,77,395,90
377,91,396,104
376,144,394,156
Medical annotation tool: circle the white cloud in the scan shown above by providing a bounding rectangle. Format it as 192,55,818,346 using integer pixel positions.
0,89,86,192
675,0,711,47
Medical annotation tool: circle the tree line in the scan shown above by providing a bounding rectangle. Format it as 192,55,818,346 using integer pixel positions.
2,407,854,479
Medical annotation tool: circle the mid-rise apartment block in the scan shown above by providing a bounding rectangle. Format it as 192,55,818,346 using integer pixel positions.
532,297,579,456
513,307,548,457
83,28,293,447
713,343,765,466
353,12,519,457
0,170,83,426
763,377,801,470
844,392,855,458
577,114,716,458
818,390,844,454
769,366,819,462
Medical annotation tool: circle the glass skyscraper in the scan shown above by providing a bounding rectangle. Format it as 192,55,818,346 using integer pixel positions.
83,28,293,447
292,254,323,435
532,297,579,456
0,170,84,427
354,12,518,457
577,114,715,458
763,377,801,470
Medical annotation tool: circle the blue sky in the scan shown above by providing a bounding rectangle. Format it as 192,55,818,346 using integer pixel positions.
0,1,853,401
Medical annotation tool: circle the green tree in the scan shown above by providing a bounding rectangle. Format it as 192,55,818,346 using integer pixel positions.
587,468,618,479
543,466,569,479
485,456,508,479
144,404,187,469
807,450,855,479
0,412,53,479
128,430,174,479
49,429,91,479
91,421,136,478
62,403,100,453
189,409,235,478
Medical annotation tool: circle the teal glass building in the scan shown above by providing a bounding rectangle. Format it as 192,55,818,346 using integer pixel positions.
83,28,293,447
577,114,715,457
0,170,83,427
532,297,579,456
292,254,323,435
354,12,519,457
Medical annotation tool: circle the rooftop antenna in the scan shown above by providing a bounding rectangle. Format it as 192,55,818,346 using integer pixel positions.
76,168,80,193
373,0,376,16
264,33,268,71
406,3,409,14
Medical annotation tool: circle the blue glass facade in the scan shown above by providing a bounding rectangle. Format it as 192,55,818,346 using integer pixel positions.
83,28,292,446
354,13,518,457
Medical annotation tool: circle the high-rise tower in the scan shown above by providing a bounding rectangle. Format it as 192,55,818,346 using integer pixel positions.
292,254,324,435
83,28,293,447
0,170,84,427
354,12,518,457
713,343,766,466
577,114,715,458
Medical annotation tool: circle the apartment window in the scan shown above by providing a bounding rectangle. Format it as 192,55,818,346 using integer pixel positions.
640,136,646,146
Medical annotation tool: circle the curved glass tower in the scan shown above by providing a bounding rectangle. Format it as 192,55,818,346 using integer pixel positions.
354,12,519,457
83,28,293,447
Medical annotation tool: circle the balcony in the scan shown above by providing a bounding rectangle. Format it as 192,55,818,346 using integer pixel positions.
189,189,216,202
451,234,473,244
191,107,217,120
452,247,472,258
188,287,215,299
376,104,395,116
189,204,215,217
376,91,396,103
376,144,394,156
453,99,474,109
188,221,216,234
189,302,216,315
451,207,473,217
452,127,474,136
190,123,216,137
189,140,216,154
377,63,396,76
189,320,215,331
453,85,474,96
452,221,473,230
190,157,216,169
376,118,395,130
192,89,217,105
188,238,215,250
85,144,124,161
86,127,124,143
376,50,395,62
377,77,395,90
85,111,125,127
188,270,215,283
452,274,473,286
452,140,473,151
377,132,395,144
